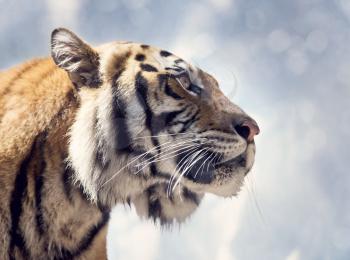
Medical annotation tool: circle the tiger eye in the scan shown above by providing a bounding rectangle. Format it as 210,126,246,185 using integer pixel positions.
178,74,191,88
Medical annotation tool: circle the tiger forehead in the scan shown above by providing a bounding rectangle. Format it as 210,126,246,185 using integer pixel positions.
132,45,189,70
100,41,197,82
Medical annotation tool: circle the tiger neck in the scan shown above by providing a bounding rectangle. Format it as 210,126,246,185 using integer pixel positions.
10,75,110,258
35,113,110,257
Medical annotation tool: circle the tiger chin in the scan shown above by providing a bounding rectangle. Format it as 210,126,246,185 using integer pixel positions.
0,28,259,259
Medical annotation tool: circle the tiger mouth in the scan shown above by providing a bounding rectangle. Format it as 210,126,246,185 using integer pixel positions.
214,155,246,170
183,152,248,184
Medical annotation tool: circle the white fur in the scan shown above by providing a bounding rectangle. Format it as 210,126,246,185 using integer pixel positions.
68,89,100,201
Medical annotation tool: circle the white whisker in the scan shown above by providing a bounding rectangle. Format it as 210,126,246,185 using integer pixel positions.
167,146,201,197
193,148,212,179
100,138,186,187
133,143,200,176
172,148,207,192
132,132,196,140
134,138,201,168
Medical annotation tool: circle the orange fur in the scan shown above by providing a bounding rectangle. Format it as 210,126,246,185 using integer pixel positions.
0,59,108,259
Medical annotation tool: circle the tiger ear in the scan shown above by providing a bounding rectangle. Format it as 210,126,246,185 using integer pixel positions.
51,28,102,88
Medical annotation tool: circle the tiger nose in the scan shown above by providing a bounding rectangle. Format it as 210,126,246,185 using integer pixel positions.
234,118,260,142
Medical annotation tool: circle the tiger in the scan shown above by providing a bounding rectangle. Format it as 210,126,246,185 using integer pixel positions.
0,28,260,259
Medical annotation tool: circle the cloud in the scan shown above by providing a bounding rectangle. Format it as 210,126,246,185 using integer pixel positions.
285,249,301,260
108,206,160,260
45,0,81,29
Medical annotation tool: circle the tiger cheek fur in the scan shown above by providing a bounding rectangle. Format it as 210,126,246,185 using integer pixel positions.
0,28,258,259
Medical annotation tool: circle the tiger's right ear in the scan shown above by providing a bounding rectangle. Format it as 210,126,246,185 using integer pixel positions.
51,28,102,88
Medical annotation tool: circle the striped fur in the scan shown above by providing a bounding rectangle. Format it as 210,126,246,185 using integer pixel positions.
0,28,258,259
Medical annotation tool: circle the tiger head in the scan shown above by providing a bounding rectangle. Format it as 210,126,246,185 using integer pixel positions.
51,28,260,223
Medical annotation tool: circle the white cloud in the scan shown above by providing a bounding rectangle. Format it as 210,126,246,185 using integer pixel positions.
170,2,220,61
245,9,266,31
267,30,292,53
107,206,160,260
207,0,233,12
305,30,328,54
335,0,350,21
45,0,81,29
285,249,301,260
286,49,309,75
122,0,149,10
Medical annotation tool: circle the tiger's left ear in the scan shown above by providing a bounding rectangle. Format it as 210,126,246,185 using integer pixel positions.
51,28,102,88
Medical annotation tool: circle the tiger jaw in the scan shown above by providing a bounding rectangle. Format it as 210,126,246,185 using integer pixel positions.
180,142,256,197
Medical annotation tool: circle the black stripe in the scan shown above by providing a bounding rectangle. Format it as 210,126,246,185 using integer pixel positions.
62,162,74,202
179,109,200,133
52,211,110,259
135,72,166,178
134,73,185,179
159,107,187,126
149,163,159,176
140,44,150,49
73,179,93,205
112,90,133,152
182,187,200,206
9,232,29,260
165,83,183,100
8,90,76,258
170,106,196,126
135,54,145,61
140,63,158,72
174,59,184,64
165,66,183,72
160,50,172,57
157,74,167,91
170,108,200,131
135,72,160,147
34,133,48,236
111,52,133,152
112,51,131,82
147,185,162,221
182,106,195,118
72,211,110,257
9,137,38,259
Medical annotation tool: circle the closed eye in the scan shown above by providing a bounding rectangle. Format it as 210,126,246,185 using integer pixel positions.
188,84,202,96
174,72,203,97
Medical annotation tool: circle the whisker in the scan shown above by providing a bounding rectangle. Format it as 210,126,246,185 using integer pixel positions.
101,134,209,188
206,152,220,173
247,175,266,225
172,148,207,192
193,148,212,179
167,147,201,196
133,143,201,176
132,132,196,140
134,144,199,171
100,138,186,187
172,151,206,192
134,138,202,168
206,152,216,172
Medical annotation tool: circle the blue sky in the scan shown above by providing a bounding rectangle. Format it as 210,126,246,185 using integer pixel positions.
1,0,350,259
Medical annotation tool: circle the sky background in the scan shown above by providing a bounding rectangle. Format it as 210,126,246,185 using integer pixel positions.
1,0,350,259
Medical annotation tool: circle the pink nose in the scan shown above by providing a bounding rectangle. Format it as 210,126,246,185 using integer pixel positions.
234,119,260,142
